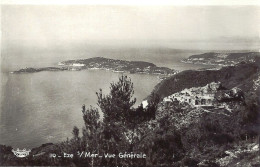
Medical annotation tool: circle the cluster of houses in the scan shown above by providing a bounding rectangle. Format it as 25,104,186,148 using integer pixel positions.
163,82,221,107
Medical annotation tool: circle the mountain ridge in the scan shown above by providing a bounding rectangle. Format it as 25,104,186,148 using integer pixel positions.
182,51,260,66
150,59,260,100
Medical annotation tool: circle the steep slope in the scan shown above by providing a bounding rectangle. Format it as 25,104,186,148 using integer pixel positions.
151,60,260,100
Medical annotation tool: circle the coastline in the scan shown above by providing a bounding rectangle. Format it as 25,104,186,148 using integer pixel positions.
11,57,179,78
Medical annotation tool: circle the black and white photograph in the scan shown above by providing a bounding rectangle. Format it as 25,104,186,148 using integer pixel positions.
0,0,259,166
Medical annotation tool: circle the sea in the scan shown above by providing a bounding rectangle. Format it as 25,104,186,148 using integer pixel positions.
0,47,215,148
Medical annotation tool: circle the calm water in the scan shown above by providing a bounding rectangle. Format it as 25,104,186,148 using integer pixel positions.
0,70,161,148
0,48,210,148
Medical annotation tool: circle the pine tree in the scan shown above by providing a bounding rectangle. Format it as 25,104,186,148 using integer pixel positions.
96,75,136,124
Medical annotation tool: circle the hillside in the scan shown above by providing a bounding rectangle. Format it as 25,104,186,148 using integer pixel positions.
141,60,260,166
151,59,260,100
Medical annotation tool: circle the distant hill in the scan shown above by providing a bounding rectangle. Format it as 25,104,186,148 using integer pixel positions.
61,57,156,68
182,52,260,66
13,57,177,75
150,58,260,100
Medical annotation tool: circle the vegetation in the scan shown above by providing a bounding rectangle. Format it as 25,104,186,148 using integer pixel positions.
1,66,259,166
151,60,260,100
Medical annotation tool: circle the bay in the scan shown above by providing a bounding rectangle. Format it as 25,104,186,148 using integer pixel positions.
0,48,210,148
0,70,160,148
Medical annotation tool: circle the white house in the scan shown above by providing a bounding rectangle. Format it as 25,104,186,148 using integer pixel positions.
72,63,85,67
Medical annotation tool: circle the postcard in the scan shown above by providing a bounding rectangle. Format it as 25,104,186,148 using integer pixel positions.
1,0,259,166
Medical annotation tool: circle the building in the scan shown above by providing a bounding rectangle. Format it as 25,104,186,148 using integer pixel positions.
72,63,85,67
163,82,220,107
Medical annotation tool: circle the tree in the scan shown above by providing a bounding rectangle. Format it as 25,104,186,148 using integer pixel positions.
81,105,102,150
72,126,80,140
146,92,160,120
81,105,103,166
78,75,162,166
78,75,139,166
96,75,136,124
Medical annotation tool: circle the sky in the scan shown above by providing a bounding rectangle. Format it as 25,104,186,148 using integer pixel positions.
1,5,260,50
